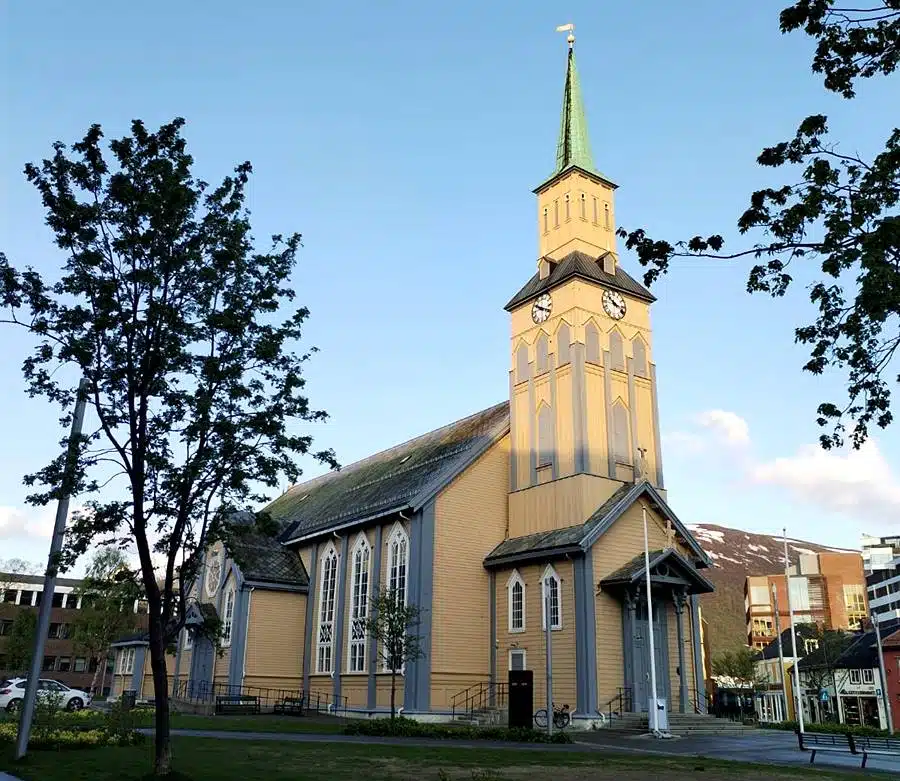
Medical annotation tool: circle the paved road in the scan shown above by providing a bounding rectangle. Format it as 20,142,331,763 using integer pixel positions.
141,728,900,774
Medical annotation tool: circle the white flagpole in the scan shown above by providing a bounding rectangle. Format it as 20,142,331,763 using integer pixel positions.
783,529,805,733
643,506,660,735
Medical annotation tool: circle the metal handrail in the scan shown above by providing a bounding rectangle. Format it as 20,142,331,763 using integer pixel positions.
169,680,348,715
450,681,508,721
601,686,633,723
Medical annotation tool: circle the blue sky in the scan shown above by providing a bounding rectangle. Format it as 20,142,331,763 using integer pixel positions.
1,0,898,570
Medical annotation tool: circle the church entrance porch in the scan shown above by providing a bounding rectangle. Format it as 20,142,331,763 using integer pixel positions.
601,547,714,714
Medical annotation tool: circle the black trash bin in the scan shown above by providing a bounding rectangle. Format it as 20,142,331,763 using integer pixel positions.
121,690,137,710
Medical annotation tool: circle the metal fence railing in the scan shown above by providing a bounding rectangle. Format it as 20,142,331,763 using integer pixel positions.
169,680,348,715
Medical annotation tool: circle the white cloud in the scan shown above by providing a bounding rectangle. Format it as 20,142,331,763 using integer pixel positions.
663,409,751,456
694,409,750,446
0,505,56,540
750,439,900,520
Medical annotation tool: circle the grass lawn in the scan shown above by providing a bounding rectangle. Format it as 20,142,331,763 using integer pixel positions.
0,738,877,780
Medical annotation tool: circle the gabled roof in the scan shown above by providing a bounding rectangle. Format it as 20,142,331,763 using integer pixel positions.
504,250,655,313
758,624,823,659
599,548,714,594
230,531,309,589
485,480,711,569
271,402,510,544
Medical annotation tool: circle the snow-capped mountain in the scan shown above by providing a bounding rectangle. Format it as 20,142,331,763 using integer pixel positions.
688,523,858,652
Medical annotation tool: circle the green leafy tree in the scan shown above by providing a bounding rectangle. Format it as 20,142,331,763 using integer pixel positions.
0,118,335,775
619,2,899,450
71,548,142,696
366,588,425,719
712,647,760,687
5,610,38,673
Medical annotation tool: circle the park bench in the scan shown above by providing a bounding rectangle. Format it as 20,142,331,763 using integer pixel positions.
273,696,306,716
851,735,900,768
796,730,856,765
215,694,260,715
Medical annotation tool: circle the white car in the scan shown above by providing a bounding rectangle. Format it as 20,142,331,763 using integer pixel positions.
0,678,92,712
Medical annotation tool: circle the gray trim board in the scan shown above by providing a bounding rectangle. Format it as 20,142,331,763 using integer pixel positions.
241,580,308,593
674,593,688,713
509,371,518,491
130,646,146,692
367,525,384,710
549,352,559,479
691,595,706,712
603,351,615,478
484,545,584,570
572,343,587,473
404,502,435,712
333,535,350,702
489,571,497,701
623,591,637,712
303,542,319,694
573,555,598,715
528,366,537,486
228,575,250,688
627,357,639,478
650,364,665,489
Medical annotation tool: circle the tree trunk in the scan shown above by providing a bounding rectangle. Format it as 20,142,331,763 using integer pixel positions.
149,621,172,776
89,654,102,696
390,669,396,720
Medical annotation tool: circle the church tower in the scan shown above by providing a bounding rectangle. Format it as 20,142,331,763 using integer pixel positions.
506,33,666,539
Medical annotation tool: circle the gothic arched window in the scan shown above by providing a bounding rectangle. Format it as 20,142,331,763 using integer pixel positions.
612,401,631,465
508,570,525,633
316,543,339,673
516,343,529,384
632,336,648,377
541,565,562,630
610,330,625,371
348,535,370,672
537,405,553,469
556,323,571,366
585,322,601,364
536,333,549,374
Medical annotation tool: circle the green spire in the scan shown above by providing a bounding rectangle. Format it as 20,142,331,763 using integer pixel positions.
554,46,595,176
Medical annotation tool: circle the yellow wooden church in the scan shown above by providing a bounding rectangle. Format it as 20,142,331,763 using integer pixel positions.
114,36,714,725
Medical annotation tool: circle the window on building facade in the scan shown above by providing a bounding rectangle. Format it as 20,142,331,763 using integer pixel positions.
183,628,193,651
509,649,526,671
508,571,525,633
222,587,236,647
48,623,62,640
579,193,586,220
752,618,773,635
42,656,56,672
554,200,559,228
585,321,601,364
849,669,862,685
789,578,811,612
316,545,339,674
804,638,820,654
863,668,874,684
592,197,599,224
385,525,410,671
749,585,771,606
51,593,65,608
74,657,87,673
543,207,549,234
118,648,135,676
556,323,571,366
349,535,371,673
0,620,12,637
564,193,571,221
536,332,549,374
541,566,562,630
604,203,610,229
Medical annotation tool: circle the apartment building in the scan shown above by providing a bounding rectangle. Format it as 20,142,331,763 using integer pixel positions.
861,534,900,574
745,552,867,649
0,572,147,692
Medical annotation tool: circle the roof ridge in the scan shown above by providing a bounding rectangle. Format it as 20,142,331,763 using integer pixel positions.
280,401,509,498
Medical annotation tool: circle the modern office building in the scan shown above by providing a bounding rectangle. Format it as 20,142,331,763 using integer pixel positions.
861,534,900,574
745,552,867,650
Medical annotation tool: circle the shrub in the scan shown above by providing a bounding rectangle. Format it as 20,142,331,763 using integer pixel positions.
758,720,890,738
343,716,573,744
0,721,144,750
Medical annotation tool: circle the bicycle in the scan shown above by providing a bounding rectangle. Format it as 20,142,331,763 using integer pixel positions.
533,702,571,729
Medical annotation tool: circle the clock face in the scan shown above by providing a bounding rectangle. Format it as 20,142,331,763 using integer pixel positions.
602,289,627,320
531,293,552,324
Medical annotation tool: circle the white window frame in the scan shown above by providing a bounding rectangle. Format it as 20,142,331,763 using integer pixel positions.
383,523,410,672
348,534,371,674
386,524,409,607
316,543,339,674
541,565,562,631
863,668,874,684
183,627,193,651
119,647,135,675
509,649,527,671
221,586,236,647
849,669,862,685
204,549,223,598
507,570,525,633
